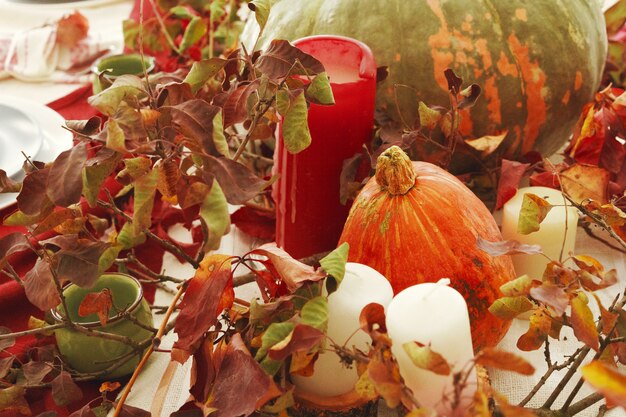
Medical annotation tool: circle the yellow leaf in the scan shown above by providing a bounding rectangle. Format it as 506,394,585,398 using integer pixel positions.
517,193,553,235
581,361,626,408
464,132,507,156
570,293,600,351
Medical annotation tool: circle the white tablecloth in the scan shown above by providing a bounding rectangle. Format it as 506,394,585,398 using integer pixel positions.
0,0,132,104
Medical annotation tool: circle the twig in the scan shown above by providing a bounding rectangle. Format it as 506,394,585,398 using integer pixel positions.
581,222,626,254
0,323,65,340
1,264,23,286
541,346,591,409
566,392,604,416
112,283,187,417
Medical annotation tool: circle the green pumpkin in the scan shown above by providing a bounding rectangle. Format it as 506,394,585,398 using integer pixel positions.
242,0,607,163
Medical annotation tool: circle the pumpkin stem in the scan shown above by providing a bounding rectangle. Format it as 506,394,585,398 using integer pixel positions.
376,146,416,195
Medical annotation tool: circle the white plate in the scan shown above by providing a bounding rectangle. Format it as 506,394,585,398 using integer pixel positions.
0,103,43,178
0,96,73,210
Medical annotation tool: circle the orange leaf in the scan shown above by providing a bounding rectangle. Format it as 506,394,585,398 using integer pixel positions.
78,288,112,327
517,309,551,351
570,294,600,351
475,348,535,375
581,361,626,408
560,163,610,204
99,381,121,393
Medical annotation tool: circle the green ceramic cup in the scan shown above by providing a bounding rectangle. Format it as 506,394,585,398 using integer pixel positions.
51,273,154,379
91,53,155,93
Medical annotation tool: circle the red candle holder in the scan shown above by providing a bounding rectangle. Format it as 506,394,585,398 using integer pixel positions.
273,35,377,259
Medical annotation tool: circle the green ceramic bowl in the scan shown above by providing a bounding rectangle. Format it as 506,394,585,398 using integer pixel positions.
51,273,154,379
91,53,155,93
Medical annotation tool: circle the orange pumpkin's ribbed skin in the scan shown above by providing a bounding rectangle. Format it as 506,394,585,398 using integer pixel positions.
338,157,515,351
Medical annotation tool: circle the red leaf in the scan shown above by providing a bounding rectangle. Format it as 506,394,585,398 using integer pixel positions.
46,138,87,208
173,254,233,362
0,356,14,379
78,288,113,326
17,168,52,216
207,334,275,417
255,40,324,79
248,243,325,292
204,155,270,205
0,232,31,262
495,160,530,209
359,302,387,334
118,404,151,417
267,324,324,361
230,206,275,240
0,169,20,192
223,81,260,128
22,360,52,384
529,284,569,316
51,371,83,406
168,99,223,156
23,258,61,311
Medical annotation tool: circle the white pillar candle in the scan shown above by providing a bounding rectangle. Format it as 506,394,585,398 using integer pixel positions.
386,279,476,414
501,186,578,279
292,262,394,397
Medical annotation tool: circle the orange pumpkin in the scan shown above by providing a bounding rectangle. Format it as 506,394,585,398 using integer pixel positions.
338,146,515,350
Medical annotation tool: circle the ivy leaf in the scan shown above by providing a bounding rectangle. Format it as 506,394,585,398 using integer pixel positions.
184,58,227,94
256,39,324,79
198,180,230,251
402,342,451,375
477,237,542,257
23,258,60,311
305,72,334,105
277,88,311,153
268,324,325,361
475,348,535,375
300,296,328,331
581,361,626,408
464,132,507,157
495,159,530,210
517,193,553,235
319,243,349,285
51,371,83,406
173,254,233,363
78,288,113,326
248,243,326,292
570,293,600,351
489,296,535,321
248,0,273,33
517,308,551,351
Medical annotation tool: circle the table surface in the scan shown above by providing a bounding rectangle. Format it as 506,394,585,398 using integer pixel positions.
1,0,625,415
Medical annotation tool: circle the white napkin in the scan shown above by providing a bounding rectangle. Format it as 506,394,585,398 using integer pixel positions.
0,26,109,83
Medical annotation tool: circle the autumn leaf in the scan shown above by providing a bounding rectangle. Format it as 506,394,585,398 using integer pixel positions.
300,296,328,331
475,348,534,375
517,309,551,351
477,237,542,257
255,39,324,79
46,141,88,207
0,385,30,415
305,72,334,105
268,324,325,361
23,258,61,311
248,243,325,292
319,242,349,285
496,160,530,210
22,360,52,384
367,353,404,408
584,201,626,227
570,293,600,351
276,88,312,153
517,193,553,235
99,381,121,393
173,254,233,362
222,80,261,128
592,294,619,335
500,275,536,297
184,58,227,94
581,361,626,408
51,371,83,406
0,327,15,351
203,154,270,205
464,132,507,157
402,342,451,375
0,232,31,265
56,11,88,47
0,169,20,193
529,284,569,316
489,296,535,321
360,302,387,334
560,163,610,204
78,288,113,326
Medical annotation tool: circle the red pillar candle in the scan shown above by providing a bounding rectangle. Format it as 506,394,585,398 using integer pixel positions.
273,35,377,259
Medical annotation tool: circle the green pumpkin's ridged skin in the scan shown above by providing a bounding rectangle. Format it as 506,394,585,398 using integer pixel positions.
338,161,516,351
243,0,607,162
